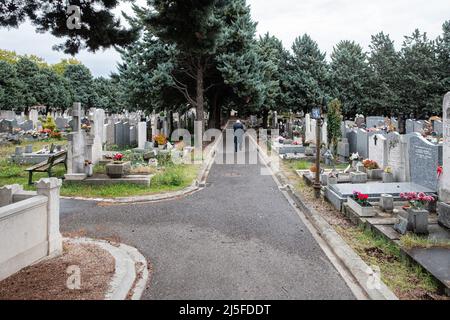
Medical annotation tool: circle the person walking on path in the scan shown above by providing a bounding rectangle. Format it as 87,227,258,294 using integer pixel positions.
233,120,245,152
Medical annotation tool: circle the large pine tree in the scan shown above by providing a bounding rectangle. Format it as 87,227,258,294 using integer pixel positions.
330,40,372,117
286,34,329,113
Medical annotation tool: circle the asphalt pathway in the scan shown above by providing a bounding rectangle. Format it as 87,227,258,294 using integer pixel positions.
60,132,355,300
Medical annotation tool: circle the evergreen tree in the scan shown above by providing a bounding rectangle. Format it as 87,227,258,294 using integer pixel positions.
0,61,24,109
399,29,441,117
327,99,342,154
0,0,138,54
368,32,401,116
63,63,96,108
136,0,227,129
286,34,329,113
15,57,40,109
330,40,372,117
437,21,450,97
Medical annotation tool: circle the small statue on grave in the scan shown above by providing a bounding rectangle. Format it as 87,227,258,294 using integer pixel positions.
323,149,334,166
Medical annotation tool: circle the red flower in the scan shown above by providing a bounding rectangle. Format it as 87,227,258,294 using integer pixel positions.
437,166,443,178
113,153,124,161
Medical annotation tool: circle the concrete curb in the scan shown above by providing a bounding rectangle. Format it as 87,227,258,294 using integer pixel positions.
61,130,224,204
65,238,149,300
251,136,398,300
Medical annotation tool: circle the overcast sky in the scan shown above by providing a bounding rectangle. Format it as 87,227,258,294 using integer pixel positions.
0,0,448,77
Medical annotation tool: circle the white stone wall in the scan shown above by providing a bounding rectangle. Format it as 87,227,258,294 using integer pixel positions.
0,179,62,281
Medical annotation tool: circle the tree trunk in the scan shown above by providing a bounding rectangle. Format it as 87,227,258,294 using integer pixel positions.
262,109,269,129
215,100,221,130
196,62,205,132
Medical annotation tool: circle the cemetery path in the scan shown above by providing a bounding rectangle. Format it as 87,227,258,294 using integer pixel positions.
60,145,355,300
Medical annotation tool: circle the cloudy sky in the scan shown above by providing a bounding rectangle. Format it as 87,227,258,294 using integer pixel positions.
0,0,448,77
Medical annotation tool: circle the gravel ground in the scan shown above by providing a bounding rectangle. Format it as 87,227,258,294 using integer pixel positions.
0,242,115,300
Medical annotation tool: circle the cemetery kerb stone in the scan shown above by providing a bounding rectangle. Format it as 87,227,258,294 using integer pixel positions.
440,92,450,203
408,134,442,191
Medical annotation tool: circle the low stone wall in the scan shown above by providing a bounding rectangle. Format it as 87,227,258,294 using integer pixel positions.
0,179,63,281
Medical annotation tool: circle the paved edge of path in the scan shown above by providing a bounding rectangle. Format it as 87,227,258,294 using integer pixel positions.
250,135,398,301
60,128,223,204
65,238,149,300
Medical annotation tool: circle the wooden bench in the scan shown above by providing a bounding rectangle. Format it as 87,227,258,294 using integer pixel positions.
25,151,67,185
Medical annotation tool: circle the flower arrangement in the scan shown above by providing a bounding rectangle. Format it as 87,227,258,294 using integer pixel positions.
154,134,168,146
293,141,301,145
84,160,93,167
352,191,370,207
309,165,318,173
50,130,62,140
40,128,52,135
363,159,379,170
400,192,435,210
384,166,393,174
81,123,91,132
113,153,124,162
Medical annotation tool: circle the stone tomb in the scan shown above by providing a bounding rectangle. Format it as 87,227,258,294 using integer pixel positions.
325,182,436,211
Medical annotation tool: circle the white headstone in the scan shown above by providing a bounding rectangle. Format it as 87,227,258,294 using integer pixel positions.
138,122,147,150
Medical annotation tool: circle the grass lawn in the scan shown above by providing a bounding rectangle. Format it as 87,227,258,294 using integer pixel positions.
61,164,199,198
0,139,200,198
280,159,445,300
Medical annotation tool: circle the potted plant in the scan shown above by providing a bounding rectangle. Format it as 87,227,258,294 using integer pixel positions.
363,159,383,179
347,191,375,217
84,160,93,177
400,192,434,234
382,166,394,183
106,153,130,178
309,165,318,179
154,134,168,150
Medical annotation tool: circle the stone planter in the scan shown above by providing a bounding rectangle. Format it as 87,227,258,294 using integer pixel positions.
158,145,166,151
347,196,375,217
328,176,338,185
382,172,394,183
106,161,131,179
367,169,383,180
408,207,429,235
350,171,368,184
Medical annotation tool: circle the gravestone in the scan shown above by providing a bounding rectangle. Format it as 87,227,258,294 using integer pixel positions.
406,119,414,134
440,92,450,203
386,132,407,182
114,122,125,148
347,129,358,154
337,138,350,162
137,122,147,150
19,120,33,132
0,119,13,133
409,134,441,191
433,120,443,136
55,117,68,131
369,134,388,169
366,116,385,129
